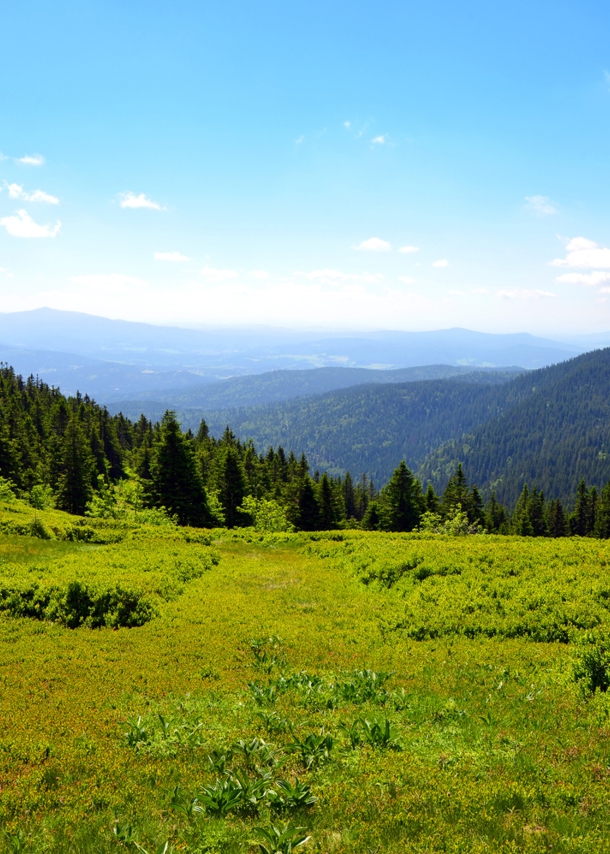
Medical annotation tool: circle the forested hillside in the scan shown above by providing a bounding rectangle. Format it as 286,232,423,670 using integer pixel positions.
109,363,522,411
419,347,610,505
150,371,533,483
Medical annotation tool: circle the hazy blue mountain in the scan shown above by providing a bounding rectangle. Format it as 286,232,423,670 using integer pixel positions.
108,364,525,410
0,310,582,387
0,344,219,400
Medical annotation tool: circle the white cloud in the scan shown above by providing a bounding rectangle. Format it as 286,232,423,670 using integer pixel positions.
399,245,419,254
295,135,304,145
199,265,239,282
398,276,416,284
118,192,164,210
497,289,556,300
525,195,557,215
250,270,270,280
433,259,449,268
154,251,190,262
550,236,610,269
5,183,58,204
0,267,14,278
0,152,8,161
71,274,149,292
297,269,383,285
556,271,610,287
17,154,44,166
343,121,351,129
356,237,391,252
0,209,60,238
371,135,386,145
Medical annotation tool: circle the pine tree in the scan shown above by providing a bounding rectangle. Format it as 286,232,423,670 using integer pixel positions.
383,460,422,532
424,483,439,513
594,481,610,539
528,488,548,537
317,473,337,529
484,490,508,533
546,498,568,537
362,500,383,531
55,416,94,515
343,471,357,519
570,479,596,536
218,446,248,528
296,476,320,531
512,484,534,536
151,411,213,527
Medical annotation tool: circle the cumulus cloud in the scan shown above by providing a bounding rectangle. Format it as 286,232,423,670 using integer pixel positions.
433,259,449,268
398,276,416,284
154,251,190,262
497,289,556,300
199,265,239,282
17,154,44,166
399,245,419,254
0,210,60,238
525,195,557,215
550,236,610,269
356,237,391,252
250,270,270,280
371,135,386,145
5,183,58,204
556,271,610,287
118,192,164,210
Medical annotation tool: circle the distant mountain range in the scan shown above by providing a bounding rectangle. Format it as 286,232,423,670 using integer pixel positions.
112,349,610,505
0,308,594,400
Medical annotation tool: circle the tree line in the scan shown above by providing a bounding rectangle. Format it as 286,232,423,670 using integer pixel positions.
1,365,609,537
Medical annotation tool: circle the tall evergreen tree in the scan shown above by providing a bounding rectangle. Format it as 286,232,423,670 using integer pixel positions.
151,411,213,527
570,479,596,537
317,472,337,529
296,476,320,531
218,446,248,528
484,490,508,533
512,484,534,536
546,498,568,537
383,460,422,532
594,481,610,539
55,417,94,515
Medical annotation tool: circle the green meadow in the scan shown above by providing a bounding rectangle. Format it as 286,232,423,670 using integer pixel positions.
1,499,610,853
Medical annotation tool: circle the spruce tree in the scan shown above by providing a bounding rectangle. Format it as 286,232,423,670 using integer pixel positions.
570,479,596,536
546,498,568,537
383,460,422,532
317,473,337,529
594,482,610,539
218,446,248,528
55,416,94,515
484,490,507,533
512,485,534,536
296,476,320,531
151,411,213,527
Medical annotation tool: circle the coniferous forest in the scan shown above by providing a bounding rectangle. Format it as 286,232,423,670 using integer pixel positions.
2,363,610,539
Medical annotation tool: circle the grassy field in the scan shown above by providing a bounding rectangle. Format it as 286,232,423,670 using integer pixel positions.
1,500,610,852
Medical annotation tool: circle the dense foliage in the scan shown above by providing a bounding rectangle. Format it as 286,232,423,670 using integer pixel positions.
2,504,610,852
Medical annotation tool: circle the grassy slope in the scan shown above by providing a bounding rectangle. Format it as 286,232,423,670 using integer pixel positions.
1,503,610,851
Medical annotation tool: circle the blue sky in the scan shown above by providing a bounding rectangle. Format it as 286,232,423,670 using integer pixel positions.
1,0,610,333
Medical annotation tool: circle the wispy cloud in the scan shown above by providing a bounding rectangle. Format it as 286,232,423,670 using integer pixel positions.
371,135,386,145
550,236,610,269
199,265,239,282
398,276,416,284
525,195,557,215
0,267,14,278
356,237,391,252
556,271,610,287
71,273,149,292
343,121,351,129
118,192,164,210
297,269,383,285
154,251,190,262
399,245,419,254
250,270,270,280
17,154,44,166
295,135,304,145
433,259,449,268
497,289,556,300
5,183,58,204
0,210,60,238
